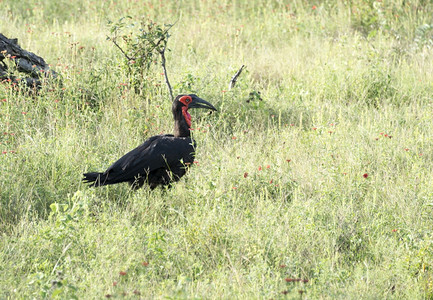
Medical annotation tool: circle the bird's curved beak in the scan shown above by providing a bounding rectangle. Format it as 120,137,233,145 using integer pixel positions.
189,96,217,111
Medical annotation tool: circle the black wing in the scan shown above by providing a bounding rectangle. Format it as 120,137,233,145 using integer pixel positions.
100,135,195,185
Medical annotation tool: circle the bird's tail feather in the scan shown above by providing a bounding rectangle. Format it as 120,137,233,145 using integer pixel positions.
82,172,106,187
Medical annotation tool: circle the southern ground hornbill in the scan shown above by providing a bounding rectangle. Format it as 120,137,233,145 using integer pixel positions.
83,94,217,189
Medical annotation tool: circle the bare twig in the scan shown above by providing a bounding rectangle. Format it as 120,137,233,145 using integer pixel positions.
229,65,245,90
159,44,174,101
156,22,177,101
110,38,133,61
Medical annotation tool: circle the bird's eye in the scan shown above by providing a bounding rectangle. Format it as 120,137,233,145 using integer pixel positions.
179,95,193,105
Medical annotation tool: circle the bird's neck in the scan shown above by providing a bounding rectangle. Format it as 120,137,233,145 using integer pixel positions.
173,114,191,137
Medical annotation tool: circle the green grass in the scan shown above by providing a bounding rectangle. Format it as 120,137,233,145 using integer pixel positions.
1,0,433,298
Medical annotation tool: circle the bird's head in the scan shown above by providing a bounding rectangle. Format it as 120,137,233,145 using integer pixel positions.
173,94,217,129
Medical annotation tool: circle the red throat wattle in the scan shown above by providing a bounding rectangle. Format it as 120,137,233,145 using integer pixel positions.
182,106,192,127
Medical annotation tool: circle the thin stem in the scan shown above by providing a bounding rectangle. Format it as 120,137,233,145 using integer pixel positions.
160,44,174,101
111,38,133,61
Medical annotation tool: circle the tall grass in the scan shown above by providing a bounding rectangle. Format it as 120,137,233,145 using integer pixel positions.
1,0,433,298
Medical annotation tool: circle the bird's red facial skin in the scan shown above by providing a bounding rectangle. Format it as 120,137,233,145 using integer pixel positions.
179,96,192,127
179,95,192,106
182,106,192,127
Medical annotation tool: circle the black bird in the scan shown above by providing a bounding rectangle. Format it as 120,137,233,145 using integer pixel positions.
83,94,217,189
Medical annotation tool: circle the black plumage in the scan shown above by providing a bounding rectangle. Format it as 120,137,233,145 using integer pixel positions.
83,94,216,189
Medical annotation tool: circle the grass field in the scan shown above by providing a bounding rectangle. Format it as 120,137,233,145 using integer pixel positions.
1,0,433,298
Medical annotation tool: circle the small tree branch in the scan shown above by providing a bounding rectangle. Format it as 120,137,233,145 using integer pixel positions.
107,20,177,99
229,65,245,90
148,22,177,53
156,22,177,101
134,22,176,59
159,44,174,101
110,38,133,61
